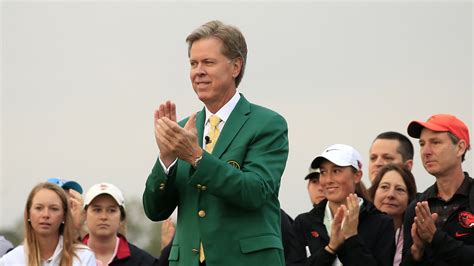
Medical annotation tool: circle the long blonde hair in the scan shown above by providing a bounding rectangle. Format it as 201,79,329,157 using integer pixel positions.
24,182,78,266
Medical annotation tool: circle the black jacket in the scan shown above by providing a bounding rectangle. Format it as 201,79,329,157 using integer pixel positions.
83,234,159,266
112,242,159,266
281,209,294,261
286,198,394,266
401,173,474,266
159,241,172,266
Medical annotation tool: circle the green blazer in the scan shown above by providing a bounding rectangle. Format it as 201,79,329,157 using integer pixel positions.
143,95,289,266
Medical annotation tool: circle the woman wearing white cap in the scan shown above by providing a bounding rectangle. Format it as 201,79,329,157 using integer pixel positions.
0,182,97,266
82,183,158,266
287,144,395,266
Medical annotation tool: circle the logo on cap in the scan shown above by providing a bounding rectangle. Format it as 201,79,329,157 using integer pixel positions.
311,144,363,170
407,114,470,149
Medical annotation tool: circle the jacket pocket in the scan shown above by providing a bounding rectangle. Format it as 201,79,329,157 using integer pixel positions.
168,245,179,261
239,234,283,254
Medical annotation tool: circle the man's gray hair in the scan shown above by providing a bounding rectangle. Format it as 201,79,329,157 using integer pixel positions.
186,20,248,88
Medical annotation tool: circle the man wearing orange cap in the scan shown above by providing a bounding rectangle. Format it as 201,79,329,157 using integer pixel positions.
402,114,473,266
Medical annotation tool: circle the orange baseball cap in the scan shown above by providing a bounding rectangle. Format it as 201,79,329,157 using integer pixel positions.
407,114,470,148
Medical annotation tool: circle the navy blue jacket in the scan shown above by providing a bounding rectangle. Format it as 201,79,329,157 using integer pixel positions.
286,198,394,266
83,234,158,266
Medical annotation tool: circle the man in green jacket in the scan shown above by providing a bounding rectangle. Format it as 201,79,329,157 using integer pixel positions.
143,20,289,266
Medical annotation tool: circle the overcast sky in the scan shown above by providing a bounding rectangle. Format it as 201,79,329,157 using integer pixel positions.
1,1,472,229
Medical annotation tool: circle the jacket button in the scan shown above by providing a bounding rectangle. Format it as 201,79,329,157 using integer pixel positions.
192,248,199,253
201,185,207,191
159,183,165,190
198,210,206,218
197,184,202,189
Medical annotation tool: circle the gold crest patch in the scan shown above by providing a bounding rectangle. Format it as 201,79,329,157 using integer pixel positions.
227,160,241,169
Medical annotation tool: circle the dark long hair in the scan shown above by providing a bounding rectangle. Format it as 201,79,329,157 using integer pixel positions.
368,163,417,204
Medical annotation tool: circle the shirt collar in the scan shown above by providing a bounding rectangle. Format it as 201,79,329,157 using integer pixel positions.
205,91,240,124
115,234,131,259
457,173,472,196
323,202,334,234
44,235,63,264
81,233,131,260
426,172,471,199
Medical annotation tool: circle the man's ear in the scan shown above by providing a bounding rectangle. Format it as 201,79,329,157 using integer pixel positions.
405,159,414,171
456,139,467,158
232,57,243,78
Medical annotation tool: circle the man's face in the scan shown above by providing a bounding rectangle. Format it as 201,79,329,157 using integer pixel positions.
307,178,326,205
189,37,241,111
419,129,462,177
368,139,404,182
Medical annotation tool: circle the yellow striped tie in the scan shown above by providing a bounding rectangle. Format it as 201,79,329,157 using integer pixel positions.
205,114,221,153
200,114,221,262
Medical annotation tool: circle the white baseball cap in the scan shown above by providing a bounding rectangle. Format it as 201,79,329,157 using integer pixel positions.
311,144,363,171
84,183,125,207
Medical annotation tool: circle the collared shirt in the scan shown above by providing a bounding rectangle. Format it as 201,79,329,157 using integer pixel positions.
91,237,120,266
82,233,157,266
160,91,240,173
393,226,403,266
0,235,96,266
323,197,364,266
323,203,342,266
203,91,240,146
83,235,121,266
426,174,471,229
401,172,474,266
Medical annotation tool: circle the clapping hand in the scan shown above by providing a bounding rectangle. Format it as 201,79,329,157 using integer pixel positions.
410,201,438,261
327,193,360,252
154,101,202,167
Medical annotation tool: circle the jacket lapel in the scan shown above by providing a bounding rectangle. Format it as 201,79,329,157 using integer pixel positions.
196,108,206,147
211,94,250,158
312,201,331,242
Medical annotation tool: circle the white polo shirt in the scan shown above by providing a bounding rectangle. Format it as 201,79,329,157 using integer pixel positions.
0,235,97,266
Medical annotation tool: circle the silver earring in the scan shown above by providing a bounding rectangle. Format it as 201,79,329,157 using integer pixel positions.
61,221,65,224
27,218,31,222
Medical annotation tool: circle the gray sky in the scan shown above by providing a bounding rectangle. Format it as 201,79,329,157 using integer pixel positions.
1,1,472,229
